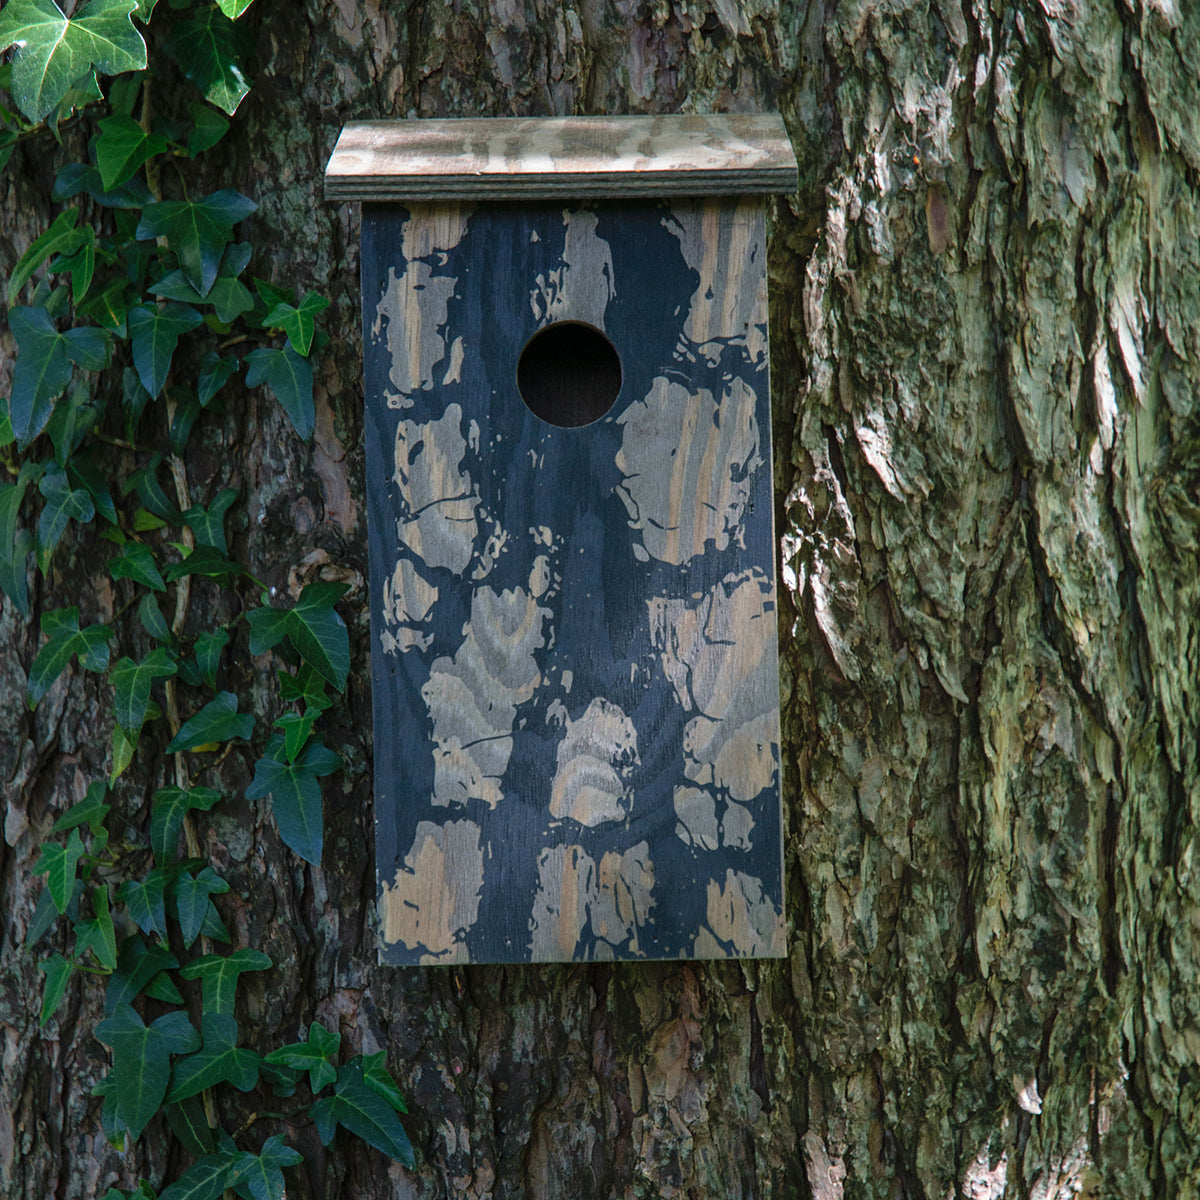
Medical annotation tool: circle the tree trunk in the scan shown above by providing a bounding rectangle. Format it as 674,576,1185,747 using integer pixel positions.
3,1,1199,1197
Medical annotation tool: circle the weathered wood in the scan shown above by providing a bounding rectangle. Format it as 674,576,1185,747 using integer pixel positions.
325,115,798,201
363,198,785,964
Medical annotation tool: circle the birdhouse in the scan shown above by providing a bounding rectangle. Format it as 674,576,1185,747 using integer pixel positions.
325,114,798,965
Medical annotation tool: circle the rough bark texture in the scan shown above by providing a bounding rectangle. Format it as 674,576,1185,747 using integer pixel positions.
2,1,1199,1197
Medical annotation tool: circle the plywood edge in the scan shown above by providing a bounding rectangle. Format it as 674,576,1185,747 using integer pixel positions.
324,114,798,201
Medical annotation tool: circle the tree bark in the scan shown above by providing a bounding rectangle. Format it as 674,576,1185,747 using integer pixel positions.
3,1,1199,1197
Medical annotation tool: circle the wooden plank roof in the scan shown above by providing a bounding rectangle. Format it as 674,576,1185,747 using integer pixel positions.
324,114,797,201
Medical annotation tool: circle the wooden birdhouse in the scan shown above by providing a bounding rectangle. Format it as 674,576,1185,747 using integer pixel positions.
325,114,798,965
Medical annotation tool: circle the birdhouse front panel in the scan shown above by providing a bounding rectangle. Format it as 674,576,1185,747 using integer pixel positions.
360,196,786,964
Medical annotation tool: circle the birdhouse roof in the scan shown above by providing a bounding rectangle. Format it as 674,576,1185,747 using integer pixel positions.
324,114,797,201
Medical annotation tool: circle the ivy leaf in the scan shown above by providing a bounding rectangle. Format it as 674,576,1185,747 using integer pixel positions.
172,866,229,948
104,935,178,1013
38,460,96,560
158,1150,241,1200
92,1072,128,1149
136,190,255,295
150,784,222,865
165,690,253,753
95,113,168,190
164,544,247,583
53,228,97,303
109,540,165,591
27,876,79,944
178,948,271,1015
124,455,179,522
127,303,203,397
264,1020,340,1093
138,593,173,644
110,720,137,784
311,1076,414,1167
51,780,110,834
275,708,317,762
45,381,103,466
244,343,313,439
0,527,32,618
198,900,231,945
152,271,254,324
188,101,229,156
246,734,340,865
8,208,81,305
191,628,229,690
215,0,255,17
229,1134,302,1200
117,869,169,936
0,0,147,122
360,1052,409,1113
34,828,86,913
9,306,110,446
164,1094,215,1158
263,291,330,357
162,6,251,116
0,461,41,616
182,486,236,553
145,971,183,1007
112,647,177,731
94,1003,199,1140
247,582,349,690
279,663,332,711
169,1012,260,1101
75,885,118,969
53,159,154,210
198,351,237,406
49,64,102,128
39,952,74,1025
27,606,112,706
148,270,205,304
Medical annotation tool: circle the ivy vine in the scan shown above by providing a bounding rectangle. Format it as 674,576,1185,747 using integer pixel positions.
0,0,413,1194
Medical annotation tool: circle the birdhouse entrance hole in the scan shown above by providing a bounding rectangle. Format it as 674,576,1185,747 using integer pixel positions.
517,321,622,428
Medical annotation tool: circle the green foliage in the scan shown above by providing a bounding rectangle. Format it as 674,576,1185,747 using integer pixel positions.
112,646,177,731
311,1060,415,1168
34,827,86,912
243,342,314,439
95,1004,201,1139
3,2,413,1190
179,948,270,1013
169,1012,260,1100
0,0,147,121
246,582,350,689
231,1135,303,1200
163,6,252,116
9,306,110,445
263,290,329,357
136,191,256,295
39,953,74,1024
264,1020,339,1092
246,734,340,864
27,606,112,705
127,303,203,396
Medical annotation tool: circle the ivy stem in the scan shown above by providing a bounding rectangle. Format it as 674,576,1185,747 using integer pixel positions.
139,77,163,204
163,435,203,862
157,408,220,1145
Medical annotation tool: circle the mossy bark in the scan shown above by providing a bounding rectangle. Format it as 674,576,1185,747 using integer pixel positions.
2,1,1198,1197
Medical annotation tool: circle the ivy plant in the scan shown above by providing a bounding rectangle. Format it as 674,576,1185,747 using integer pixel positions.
0,0,414,1191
